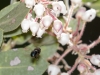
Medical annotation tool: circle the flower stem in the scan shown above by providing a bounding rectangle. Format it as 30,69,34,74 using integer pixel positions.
88,36,100,49
76,22,86,42
64,3,74,30
55,48,72,65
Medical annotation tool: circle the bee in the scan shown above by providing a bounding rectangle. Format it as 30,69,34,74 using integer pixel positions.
30,48,41,58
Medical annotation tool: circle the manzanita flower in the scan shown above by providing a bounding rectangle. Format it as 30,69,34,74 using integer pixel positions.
40,15,53,29
52,2,61,17
52,20,63,38
36,27,45,38
76,7,86,19
58,1,67,15
90,55,100,67
58,33,73,46
25,0,35,8
93,69,100,75
33,3,45,18
52,1,67,16
82,8,96,22
48,64,61,75
21,19,30,33
29,19,39,36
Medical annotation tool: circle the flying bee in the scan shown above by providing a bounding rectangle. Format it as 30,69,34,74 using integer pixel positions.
30,48,41,58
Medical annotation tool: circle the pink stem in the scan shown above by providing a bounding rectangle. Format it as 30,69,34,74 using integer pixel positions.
64,4,74,30
76,22,86,42
55,48,72,65
48,9,57,20
72,19,80,37
88,36,100,49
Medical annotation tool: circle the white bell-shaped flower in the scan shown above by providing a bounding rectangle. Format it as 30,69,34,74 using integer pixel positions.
61,72,69,75
48,64,61,75
36,28,45,38
29,19,39,36
58,1,67,15
21,19,30,33
82,8,96,22
33,3,45,18
52,2,61,17
90,55,100,67
71,0,82,5
93,69,100,75
40,15,53,29
25,0,35,8
52,20,63,38
58,33,72,46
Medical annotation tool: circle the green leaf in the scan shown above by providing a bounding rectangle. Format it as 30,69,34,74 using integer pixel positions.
10,0,18,4
83,0,95,3
83,0,100,17
32,34,57,47
0,43,58,75
0,2,20,19
12,32,32,45
69,18,82,32
0,28,3,47
4,27,22,38
0,2,30,32
69,18,77,31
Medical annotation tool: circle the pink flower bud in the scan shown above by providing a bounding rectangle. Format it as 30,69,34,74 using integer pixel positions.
53,20,63,32
33,3,45,18
29,20,39,36
77,64,86,73
25,0,35,8
21,19,30,33
82,8,96,22
52,20,63,38
76,7,86,19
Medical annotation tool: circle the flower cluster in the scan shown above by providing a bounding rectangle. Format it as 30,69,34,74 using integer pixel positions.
21,0,74,46
20,0,100,75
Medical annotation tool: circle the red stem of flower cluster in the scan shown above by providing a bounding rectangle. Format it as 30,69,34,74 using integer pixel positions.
88,36,100,49
55,48,72,65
